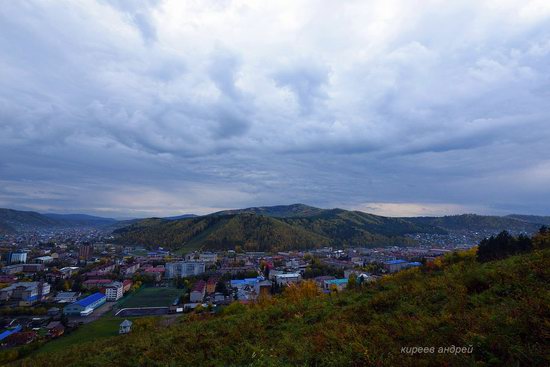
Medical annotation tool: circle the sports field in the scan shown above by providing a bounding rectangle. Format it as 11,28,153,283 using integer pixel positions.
116,287,184,308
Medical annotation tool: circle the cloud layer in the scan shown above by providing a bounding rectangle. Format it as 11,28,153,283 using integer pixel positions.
1,0,550,217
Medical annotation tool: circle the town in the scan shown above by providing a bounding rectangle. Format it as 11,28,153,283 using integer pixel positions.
0,226,475,351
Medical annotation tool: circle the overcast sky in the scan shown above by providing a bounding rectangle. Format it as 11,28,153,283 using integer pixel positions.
1,0,550,218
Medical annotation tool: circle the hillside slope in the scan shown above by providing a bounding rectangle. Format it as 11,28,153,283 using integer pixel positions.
15,248,550,367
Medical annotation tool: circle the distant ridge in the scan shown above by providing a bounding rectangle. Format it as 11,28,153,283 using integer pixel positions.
0,208,117,232
162,214,198,220
211,204,324,218
2,206,548,245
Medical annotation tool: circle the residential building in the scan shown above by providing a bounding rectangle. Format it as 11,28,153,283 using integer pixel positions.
122,279,133,293
199,252,217,263
1,263,44,275
324,278,348,291
79,245,93,260
165,261,205,279
34,256,54,264
45,321,65,338
82,279,112,289
121,263,140,277
0,282,50,305
7,252,27,264
254,280,272,297
63,292,106,316
143,266,164,282
54,291,80,303
274,273,301,286
105,282,123,301
313,276,336,289
190,280,206,302
383,259,409,273
59,266,79,279
206,277,218,294
230,277,262,289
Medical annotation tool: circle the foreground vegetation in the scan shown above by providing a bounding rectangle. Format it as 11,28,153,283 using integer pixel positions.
11,230,549,366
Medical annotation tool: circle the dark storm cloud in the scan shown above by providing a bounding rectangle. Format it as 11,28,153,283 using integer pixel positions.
0,0,550,216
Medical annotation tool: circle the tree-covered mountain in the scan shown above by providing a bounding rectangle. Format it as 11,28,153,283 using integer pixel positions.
114,214,333,252
0,208,117,232
113,205,446,251
114,205,550,252
12,244,550,366
212,203,326,218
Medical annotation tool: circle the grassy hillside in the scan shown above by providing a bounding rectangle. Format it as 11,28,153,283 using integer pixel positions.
12,248,550,366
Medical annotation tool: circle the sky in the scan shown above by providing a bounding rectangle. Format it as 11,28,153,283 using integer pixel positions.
1,0,550,218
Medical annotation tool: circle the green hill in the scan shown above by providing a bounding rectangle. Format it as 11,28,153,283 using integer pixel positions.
11,246,549,366
113,206,445,251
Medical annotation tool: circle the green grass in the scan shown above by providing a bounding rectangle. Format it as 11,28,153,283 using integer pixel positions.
35,317,124,355
116,287,183,309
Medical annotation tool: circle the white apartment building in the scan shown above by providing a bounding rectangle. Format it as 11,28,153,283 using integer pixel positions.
105,282,123,301
165,261,206,279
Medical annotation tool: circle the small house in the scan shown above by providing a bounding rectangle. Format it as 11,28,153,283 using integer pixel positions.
119,319,132,334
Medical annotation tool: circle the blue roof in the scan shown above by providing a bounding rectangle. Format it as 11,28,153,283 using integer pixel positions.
0,325,21,341
408,262,422,266
385,259,407,265
231,277,262,287
325,278,348,285
75,292,105,307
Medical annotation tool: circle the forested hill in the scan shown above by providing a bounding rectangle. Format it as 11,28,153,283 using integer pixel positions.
112,204,548,252
113,206,445,251
13,240,550,366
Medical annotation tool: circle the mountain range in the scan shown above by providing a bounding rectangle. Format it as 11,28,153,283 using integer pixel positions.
2,205,548,251
113,204,548,252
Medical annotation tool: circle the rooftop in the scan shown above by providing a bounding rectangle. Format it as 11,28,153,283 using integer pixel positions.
74,292,105,308
384,259,408,265
325,278,349,285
